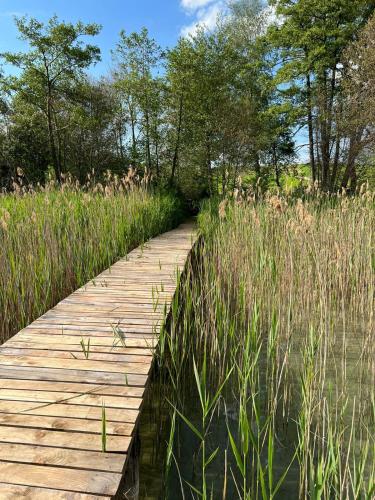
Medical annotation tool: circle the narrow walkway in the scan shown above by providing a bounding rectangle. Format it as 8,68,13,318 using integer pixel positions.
0,221,196,499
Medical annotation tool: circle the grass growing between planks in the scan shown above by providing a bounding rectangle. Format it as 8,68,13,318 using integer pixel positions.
0,173,183,342
158,188,375,499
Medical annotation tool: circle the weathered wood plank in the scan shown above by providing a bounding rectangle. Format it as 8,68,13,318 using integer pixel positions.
0,413,134,435
0,426,131,452
0,365,149,385
0,389,142,409
4,342,153,357
0,347,152,363
0,463,121,495
0,354,151,374
0,379,145,396
7,333,156,348
0,443,125,471
0,400,139,422
0,484,109,499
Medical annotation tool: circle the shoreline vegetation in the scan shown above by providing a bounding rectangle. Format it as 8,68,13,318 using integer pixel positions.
0,172,183,342
141,187,374,498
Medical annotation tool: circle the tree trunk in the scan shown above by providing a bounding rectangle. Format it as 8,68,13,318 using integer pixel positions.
170,94,183,186
306,73,316,182
315,125,321,183
341,131,362,191
272,143,281,188
52,108,63,179
330,134,340,191
206,130,212,194
321,68,337,190
145,108,152,173
128,100,137,165
46,92,61,183
154,122,160,180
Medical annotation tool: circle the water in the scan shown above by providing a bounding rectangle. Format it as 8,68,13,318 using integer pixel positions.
122,323,374,499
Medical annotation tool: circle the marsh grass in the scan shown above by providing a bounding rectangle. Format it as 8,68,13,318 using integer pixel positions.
158,188,374,498
0,172,183,341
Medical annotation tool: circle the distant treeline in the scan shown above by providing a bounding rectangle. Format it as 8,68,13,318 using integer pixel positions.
0,0,375,197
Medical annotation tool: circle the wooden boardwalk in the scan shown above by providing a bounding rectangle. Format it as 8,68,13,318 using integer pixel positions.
0,221,196,499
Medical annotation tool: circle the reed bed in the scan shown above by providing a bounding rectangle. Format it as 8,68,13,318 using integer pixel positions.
159,188,375,499
0,173,183,342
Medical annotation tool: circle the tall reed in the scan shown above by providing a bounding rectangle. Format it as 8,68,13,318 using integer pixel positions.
160,188,374,498
0,173,183,341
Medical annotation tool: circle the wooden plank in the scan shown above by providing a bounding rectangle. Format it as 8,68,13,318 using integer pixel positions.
0,389,142,409
5,341,153,357
7,333,156,348
0,366,148,386
0,463,121,495
0,379,145,396
58,301,166,310
0,426,131,452
40,311,165,320
33,318,160,327
0,400,139,422
0,413,134,435
47,308,163,317
0,484,109,499
0,354,151,374
22,325,159,335
0,347,152,363
0,443,125,471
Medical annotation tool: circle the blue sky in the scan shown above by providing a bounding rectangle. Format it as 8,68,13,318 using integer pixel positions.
0,0,227,76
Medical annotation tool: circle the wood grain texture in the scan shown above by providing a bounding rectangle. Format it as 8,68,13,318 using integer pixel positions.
0,221,196,498
0,484,110,499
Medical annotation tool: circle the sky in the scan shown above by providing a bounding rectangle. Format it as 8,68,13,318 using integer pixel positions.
0,0,227,76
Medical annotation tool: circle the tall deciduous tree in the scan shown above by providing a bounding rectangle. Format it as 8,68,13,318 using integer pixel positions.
1,16,101,182
342,14,375,187
269,0,375,190
113,28,163,176
165,1,277,197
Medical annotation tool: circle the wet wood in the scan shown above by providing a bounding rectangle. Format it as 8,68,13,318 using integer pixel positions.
0,221,196,498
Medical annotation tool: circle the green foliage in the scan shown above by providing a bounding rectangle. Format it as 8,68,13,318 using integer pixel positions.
1,5,375,195
1,15,101,182
112,28,163,173
268,0,375,190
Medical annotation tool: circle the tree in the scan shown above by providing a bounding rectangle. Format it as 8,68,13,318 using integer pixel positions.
61,79,122,181
164,1,283,197
268,0,375,190
166,28,239,196
113,28,163,176
341,14,375,188
0,69,9,185
261,110,296,188
5,97,50,184
165,38,195,185
1,16,101,182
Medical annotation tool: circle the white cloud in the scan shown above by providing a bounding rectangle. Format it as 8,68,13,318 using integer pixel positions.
181,0,214,11
180,0,225,37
